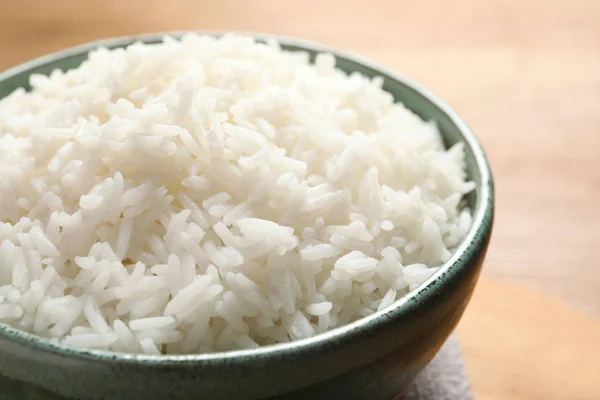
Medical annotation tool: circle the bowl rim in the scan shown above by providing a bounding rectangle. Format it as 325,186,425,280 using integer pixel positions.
0,31,494,366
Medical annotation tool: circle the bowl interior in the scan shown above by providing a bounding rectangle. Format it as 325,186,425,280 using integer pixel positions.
0,32,493,362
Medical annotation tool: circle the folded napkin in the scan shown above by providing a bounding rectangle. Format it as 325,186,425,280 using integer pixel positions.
403,335,473,400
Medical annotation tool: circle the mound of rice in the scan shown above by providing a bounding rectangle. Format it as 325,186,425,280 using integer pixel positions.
0,34,473,354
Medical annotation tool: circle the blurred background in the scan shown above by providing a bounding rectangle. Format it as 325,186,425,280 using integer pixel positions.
2,1,599,399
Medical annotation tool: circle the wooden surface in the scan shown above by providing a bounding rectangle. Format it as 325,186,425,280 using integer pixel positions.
1,1,599,398
458,278,600,400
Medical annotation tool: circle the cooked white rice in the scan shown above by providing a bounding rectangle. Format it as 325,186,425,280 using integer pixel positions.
0,34,474,354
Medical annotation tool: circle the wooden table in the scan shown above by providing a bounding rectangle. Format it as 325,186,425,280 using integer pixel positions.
2,1,599,398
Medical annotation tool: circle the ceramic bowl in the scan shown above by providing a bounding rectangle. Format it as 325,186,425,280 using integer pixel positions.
0,32,494,400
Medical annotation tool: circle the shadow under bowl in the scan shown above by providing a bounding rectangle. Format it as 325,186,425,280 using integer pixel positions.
0,32,494,400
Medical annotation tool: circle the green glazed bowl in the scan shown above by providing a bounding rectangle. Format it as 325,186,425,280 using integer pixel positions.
0,32,494,400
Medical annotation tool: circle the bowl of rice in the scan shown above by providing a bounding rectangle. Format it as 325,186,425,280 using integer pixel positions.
0,32,494,399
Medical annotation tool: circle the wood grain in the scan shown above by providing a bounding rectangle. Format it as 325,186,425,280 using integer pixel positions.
1,1,599,398
458,278,600,400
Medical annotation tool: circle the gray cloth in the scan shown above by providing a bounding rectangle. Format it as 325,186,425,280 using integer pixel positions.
403,335,473,400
